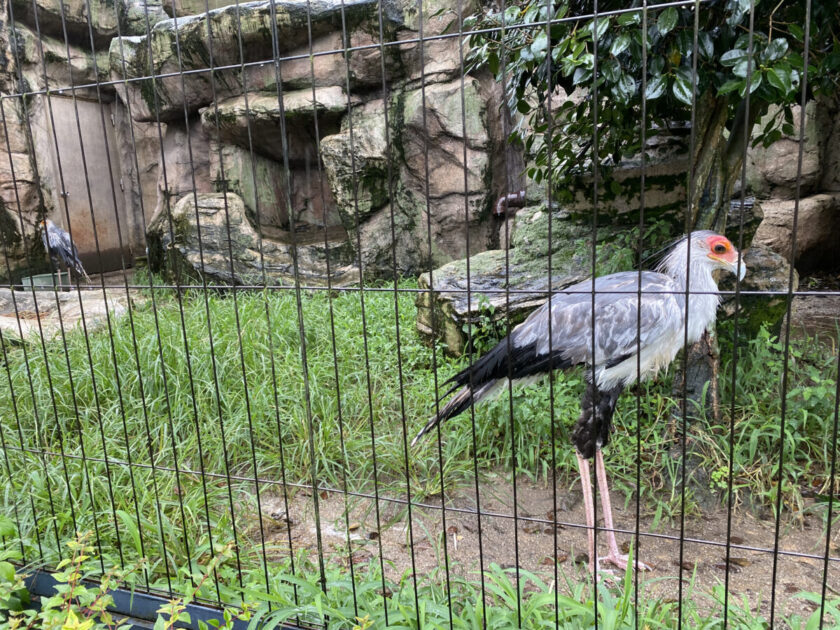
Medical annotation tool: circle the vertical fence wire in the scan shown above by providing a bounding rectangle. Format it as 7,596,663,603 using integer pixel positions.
496,1,523,623
132,0,220,599
820,346,840,628
416,0,455,624
373,5,423,622
456,0,488,620
541,0,559,627
588,6,600,621
265,0,330,599
677,1,702,624
634,3,649,623
0,0,838,627
770,0,812,625
722,0,755,624
152,0,230,599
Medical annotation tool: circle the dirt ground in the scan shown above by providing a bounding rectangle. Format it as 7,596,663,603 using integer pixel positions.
258,474,840,622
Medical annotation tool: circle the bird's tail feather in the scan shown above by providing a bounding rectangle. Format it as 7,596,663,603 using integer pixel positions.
74,262,91,283
411,381,498,447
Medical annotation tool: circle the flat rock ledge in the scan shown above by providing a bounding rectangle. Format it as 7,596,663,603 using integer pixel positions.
415,205,632,355
0,288,128,342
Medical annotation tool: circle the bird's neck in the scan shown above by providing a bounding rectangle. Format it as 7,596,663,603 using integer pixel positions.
669,262,722,344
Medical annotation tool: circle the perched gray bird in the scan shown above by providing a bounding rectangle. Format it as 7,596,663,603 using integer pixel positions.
40,219,90,288
412,231,746,573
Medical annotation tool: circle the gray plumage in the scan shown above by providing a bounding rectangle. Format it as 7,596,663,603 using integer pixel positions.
411,230,745,447
40,219,90,284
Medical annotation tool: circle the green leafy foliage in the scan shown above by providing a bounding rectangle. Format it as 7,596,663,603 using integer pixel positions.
464,0,839,193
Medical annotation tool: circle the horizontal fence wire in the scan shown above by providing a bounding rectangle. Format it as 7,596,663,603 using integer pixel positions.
0,0,838,627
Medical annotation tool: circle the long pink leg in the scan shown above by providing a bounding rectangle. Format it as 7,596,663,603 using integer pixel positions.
576,452,597,575
594,449,651,571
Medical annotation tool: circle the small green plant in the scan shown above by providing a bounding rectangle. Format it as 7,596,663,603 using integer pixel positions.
0,532,139,630
0,531,251,630
462,294,503,355
154,543,254,630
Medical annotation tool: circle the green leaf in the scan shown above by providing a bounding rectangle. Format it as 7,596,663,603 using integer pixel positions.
610,33,631,56
657,7,678,37
788,24,804,42
487,51,499,75
672,74,693,105
764,37,789,63
739,70,762,96
616,12,640,26
717,79,744,95
720,48,748,66
649,57,665,76
614,74,636,103
588,16,610,40
573,67,591,85
530,31,548,56
0,561,15,582
699,32,714,59
767,67,792,94
602,58,621,82
645,74,667,100
0,516,15,539
733,59,750,78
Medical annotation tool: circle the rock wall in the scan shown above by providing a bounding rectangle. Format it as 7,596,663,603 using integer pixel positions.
110,0,512,282
0,0,837,301
0,0,515,283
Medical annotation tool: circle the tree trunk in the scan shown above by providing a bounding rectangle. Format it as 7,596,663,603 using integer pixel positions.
673,93,764,423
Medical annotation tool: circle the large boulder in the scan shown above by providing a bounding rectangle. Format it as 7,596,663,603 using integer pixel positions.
746,101,826,200
146,192,357,285
790,294,840,342
400,77,494,261
154,117,214,214
11,25,110,93
111,100,164,230
10,0,123,49
720,243,797,338
415,204,633,355
321,98,394,227
820,95,840,193
395,0,478,84
320,76,498,277
752,192,840,273
201,88,350,163
109,0,405,121
0,101,42,280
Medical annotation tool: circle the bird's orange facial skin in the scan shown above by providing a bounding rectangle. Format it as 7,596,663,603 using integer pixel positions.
705,234,738,264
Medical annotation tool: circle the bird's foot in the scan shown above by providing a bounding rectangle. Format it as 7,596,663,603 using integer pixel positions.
602,552,651,572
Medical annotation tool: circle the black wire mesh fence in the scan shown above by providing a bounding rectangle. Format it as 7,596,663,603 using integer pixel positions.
0,0,838,627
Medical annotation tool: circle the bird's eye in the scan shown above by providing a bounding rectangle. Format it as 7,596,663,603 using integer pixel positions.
713,243,727,254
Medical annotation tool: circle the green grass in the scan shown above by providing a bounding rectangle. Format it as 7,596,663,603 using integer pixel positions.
0,280,837,616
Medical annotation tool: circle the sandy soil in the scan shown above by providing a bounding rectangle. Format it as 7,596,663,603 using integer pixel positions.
256,474,840,623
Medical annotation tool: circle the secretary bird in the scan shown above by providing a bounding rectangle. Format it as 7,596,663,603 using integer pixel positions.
412,231,746,573
40,219,90,289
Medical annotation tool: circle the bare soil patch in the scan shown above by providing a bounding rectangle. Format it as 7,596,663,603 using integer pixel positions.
259,475,839,621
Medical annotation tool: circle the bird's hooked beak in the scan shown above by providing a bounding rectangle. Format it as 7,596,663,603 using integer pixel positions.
726,254,747,282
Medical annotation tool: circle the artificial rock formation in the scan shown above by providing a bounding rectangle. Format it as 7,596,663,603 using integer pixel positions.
416,204,634,354
146,192,357,285
112,0,505,283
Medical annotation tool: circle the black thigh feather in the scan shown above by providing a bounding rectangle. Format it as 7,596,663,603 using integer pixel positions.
572,382,623,459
